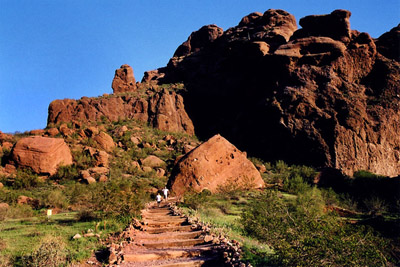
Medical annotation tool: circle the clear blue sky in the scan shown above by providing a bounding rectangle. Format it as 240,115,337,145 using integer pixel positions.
1,0,399,133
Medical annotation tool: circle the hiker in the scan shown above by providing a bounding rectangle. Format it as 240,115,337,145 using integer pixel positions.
162,187,169,200
156,193,162,207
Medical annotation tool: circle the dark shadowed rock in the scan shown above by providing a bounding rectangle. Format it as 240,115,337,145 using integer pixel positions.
151,9,400,177
293,9,352,43
376,24,400,61
174,25,223,57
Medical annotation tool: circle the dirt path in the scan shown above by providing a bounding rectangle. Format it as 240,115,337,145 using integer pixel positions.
120,199,222,266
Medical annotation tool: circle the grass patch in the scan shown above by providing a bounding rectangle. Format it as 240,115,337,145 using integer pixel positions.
0,212,125,265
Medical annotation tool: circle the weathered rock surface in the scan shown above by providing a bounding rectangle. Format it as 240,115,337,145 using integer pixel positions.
11,136,73,175
154,9,400,177
93,132,115,152
376,24,400,62
140,155,165,168
112,64,136,93
174,25,223,57
48,89,194,135
168,135,264,195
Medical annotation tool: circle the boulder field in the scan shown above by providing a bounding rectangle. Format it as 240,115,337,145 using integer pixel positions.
168,134,265,196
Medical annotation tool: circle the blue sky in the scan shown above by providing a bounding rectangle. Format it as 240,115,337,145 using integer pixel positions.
0,0,399,133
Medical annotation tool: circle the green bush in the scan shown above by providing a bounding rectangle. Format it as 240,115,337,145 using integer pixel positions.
13,169,41,189
44,190,69,209
53,165,79,181
240,189,393,266
26,235,67,267
181,191,213,210
6,204,34,219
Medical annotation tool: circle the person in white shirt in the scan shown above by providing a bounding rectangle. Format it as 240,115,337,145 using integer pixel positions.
156,193,162,207
162,187,169,200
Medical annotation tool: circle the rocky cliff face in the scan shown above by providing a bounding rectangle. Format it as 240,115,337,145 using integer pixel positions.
148,9,400,177
48,86,194,135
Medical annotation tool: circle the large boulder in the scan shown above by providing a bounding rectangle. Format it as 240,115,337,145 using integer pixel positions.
293,9,352,43
111,64,136,93
11,136,73,175
174,25,223,57
168,135,264,196
93,132,115,152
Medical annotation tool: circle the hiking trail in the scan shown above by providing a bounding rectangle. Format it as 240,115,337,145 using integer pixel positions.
119,198,223,266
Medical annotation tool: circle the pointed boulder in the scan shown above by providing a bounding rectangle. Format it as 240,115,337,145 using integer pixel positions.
168,134,264,195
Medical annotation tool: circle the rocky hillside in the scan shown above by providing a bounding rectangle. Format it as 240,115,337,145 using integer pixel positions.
144,9,400,177
48,80,194,136
46,9,400,177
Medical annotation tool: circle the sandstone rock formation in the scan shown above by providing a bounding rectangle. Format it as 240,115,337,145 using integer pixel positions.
174,25,223,57
11,136,73,175
375,24,400,62
48,88,194,135
152,9,400,177
168,135,264,195
93,132,115,152
112,64,136,93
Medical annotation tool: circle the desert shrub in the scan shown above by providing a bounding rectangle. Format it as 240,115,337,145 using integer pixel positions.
44,190,69,209
181,191,213,210
76,209,98,222
363,196,388,216
53,165,79,181
90,178,148,219
13,169,41,189
289,165,318,184
72,150,95,170
25,235,67,267
283,174,310,194
353,170,383,179
217,202,232,215
6,204,34,219
241,245,278,267
240,189,393,266
0,253,11,267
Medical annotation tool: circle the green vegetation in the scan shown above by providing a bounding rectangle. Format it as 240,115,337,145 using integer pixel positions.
179,162,399,267
0,118,199,266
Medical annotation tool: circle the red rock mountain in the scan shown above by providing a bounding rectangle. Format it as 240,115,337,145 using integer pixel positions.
168,134,264,195
48,87,194,135
46,9,400,177
145,9,400,177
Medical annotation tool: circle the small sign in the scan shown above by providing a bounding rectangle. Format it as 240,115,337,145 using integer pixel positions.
47,209,52,217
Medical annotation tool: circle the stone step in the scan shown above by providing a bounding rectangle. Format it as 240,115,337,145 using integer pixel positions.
123,246,213,262
142,214,182,220
145,225,193,234
154,256,220,267
141,238,205,249
136,231,203,241
144,219,187,227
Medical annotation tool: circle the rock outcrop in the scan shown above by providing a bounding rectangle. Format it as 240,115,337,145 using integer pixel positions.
112,64,136,93
11,136,73,175
376,24,400,62
168,135,264,196
150,9,400,177
48,88,194,135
